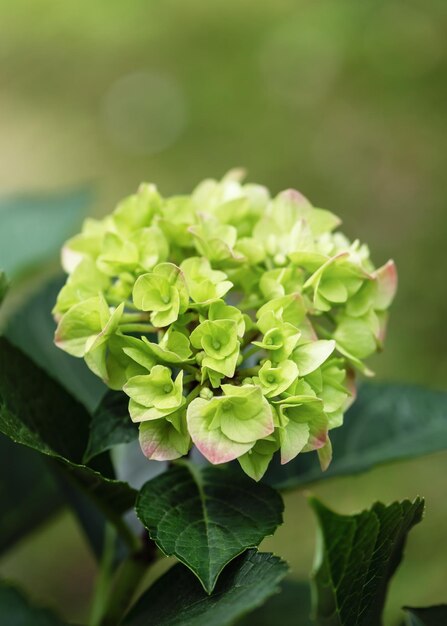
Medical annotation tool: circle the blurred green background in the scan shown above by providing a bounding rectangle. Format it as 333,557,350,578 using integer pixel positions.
0,0,446,624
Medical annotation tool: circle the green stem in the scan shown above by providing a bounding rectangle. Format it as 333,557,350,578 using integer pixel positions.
242,345,261,363
121,312,150,324
90,525,116,626
241,329,261,347
98,536,159,626
313,323,332,339
237,366,260,378
239,300,264,312
265,257,274,270
108,298,139,311
183,363,200,376
119,323,157,334
186,384,202,403
108,513,141,553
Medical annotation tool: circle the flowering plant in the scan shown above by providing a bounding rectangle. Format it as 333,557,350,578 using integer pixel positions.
54,170,396,480
4,174,447,626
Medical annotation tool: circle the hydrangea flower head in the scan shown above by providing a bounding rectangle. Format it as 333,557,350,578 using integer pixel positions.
54,170,396,480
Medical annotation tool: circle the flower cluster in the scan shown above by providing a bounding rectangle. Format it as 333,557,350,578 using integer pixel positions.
54,170,396,480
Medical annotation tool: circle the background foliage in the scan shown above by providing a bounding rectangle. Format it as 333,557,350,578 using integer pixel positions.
0,1,446,624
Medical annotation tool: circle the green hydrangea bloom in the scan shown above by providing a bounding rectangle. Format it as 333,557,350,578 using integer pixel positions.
54,171,397,478
124,365,185,422
187,384,274,464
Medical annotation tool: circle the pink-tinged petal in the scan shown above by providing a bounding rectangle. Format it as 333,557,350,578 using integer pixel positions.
374,311,389,345
373,260,398,310
317,438,332,471
187,399,254,464
307,427,328,451
345,368,357,411
139,420,185,462
279,188,311,209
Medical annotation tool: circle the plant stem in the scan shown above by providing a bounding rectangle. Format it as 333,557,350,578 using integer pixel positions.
119,323,157,334
186,384,202,403
120,312,150,324
108,298,139,311
183,363,200,376
108,512,141,553
239,300,264,312
89,525,116,626
241,345,261,363
237,366,260,378
241,328,261,347
313,322,332,339
98,533,159,626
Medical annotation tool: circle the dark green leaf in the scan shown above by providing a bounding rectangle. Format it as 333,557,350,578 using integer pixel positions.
0,336,136,516
0,582,68,625
0,433,63,556
84,391,137,463
403,605,447,626
136,462,284,593
123,550,288,626
2,276,115,556
0,188,90,276
6,276,105,413
265,383,447,490
310,497,424,626
238,579,313,626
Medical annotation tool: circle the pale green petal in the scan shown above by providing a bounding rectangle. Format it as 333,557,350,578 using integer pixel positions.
133,226,169,271
141,331,192,364
255,359,298,398
139,415,190,461
334,316,377,360
306,208,341,235
113,183,162,235
203,348,239,378
55,296,123,358
279,420,309,464
53,257,110,315
238,436,278,481
219,402,274,443
187,398,255,464
97,232,139,275
292,340,335,376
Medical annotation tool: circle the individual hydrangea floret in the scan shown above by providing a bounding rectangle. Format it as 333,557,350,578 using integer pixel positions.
54,170,397,480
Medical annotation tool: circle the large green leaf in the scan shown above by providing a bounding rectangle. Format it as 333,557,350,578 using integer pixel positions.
84,390,137,463
264,383,447,490
123,550,288,626
310,497,424,626
0,582,69,625
0,188,90,276
238,579,313,626
136,462,284,593
0,433,63,556
403,606,447,626
0,273,65,554
0,336,136,517
6,276,105,413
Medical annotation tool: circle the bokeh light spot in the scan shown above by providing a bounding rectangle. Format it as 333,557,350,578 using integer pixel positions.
101,70,187,156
